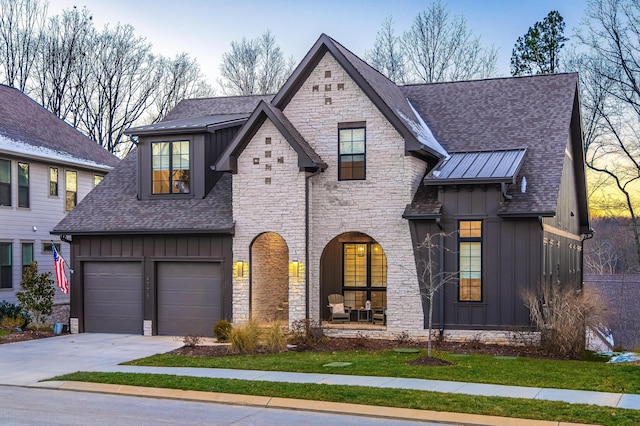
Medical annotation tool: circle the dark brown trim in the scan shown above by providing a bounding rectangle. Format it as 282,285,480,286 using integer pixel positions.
338,121,366,129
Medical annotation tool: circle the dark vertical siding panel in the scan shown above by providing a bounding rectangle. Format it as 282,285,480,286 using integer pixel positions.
164,237,176,257
90,238,101,256
176,237,188,256
188,236,199,256
121,237,132,257
100,238,111,256
111,238,122,257
199,237,210,256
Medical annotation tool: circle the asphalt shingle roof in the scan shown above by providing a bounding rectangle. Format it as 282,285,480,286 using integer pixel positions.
0,84,118,168
53,149,233,234
163,95,273,121
403,73,579,216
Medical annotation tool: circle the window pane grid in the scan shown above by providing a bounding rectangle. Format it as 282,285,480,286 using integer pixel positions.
0,159,10,206
0,242,12,289
459,221,482,302
152,141,190,194
339,127,365,180
18,162,29,208
65,171,77,211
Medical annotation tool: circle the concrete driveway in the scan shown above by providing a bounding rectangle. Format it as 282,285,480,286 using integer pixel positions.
0,333,182,386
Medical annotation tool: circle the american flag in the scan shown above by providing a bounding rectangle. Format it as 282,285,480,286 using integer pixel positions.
52,244,69,294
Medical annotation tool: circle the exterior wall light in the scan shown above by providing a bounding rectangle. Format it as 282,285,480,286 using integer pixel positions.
236,260,245,277
291,259,300,277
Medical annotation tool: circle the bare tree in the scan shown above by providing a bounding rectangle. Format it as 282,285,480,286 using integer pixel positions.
75,23,161,155
32,6,93,120
0,0,47,91
402,1,497,83
149,53,214,123
365,16,407,83
412,232,458,357
218,30,294,95
575,0,640,269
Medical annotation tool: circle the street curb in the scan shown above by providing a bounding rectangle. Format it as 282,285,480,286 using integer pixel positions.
37,381,597,426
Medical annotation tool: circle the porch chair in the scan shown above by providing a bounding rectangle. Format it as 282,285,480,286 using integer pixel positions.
372,308,386,325
327,293,351,323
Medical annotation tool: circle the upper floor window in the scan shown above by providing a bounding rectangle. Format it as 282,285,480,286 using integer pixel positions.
93,175,104,187
0,159,10,206
18,162,29,208
459,220,482,302
338,125,365,180
49,167,58,196
0,242,12,289
65,170,77,211
152,141,190,194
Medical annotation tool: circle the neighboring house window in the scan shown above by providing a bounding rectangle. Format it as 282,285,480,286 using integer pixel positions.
49,167,58,196
152,141,190,194
338,125,365,180
0,159,10,206
459,220,482,302
93,175,104,187
22,242,33,276
0,242,11,289
43,243,61,254
65,170,77,211
18,162,29,208
342,243,387,310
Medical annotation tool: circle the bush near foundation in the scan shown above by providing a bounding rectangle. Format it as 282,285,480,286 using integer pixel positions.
0,301,31,330
213,319,233,342
524,285,610,359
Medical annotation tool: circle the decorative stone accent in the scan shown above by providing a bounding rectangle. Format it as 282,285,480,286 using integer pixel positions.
70,317,79,334
143,320,152,336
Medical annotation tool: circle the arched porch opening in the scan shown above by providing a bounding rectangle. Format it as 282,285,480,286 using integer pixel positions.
319,232,387,323
250,232,289,323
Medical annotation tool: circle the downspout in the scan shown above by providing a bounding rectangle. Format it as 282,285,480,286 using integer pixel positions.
581,228,594,290
305,168,322,319
436,218,445,337
501,182,513,201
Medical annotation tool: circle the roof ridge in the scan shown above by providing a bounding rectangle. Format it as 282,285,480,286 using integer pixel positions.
400,72,579,88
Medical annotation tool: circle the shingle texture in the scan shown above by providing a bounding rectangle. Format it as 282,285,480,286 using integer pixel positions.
404,73,578,216
53,150,233,234
163,95,273,121
0,84,118,167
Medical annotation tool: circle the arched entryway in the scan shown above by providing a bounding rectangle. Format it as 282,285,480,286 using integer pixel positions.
250,232,289,323
320,232,387,322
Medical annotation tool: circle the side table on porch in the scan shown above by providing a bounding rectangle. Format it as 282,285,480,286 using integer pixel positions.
356,309,372,323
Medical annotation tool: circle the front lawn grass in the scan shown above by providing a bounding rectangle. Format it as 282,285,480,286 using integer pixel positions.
125,348,640,394
51,371,640,426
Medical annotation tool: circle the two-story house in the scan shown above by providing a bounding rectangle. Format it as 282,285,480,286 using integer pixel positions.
0,85,119,305
53,34,589,341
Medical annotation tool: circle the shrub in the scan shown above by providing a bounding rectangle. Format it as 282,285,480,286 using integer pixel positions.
0,314,25,331
213,319,233,342
181,334,203,347
263,322,287,353
288,318,323,347
0,301,30,329
16,262,54,330
229,320,260,354
524,285,610,359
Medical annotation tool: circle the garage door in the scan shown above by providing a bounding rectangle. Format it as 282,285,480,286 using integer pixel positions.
84,262,143,334
157,262,222,337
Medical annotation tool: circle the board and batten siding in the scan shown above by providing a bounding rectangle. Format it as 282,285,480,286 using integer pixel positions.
0,156,105,303
68,234,233,334
410,184,542,330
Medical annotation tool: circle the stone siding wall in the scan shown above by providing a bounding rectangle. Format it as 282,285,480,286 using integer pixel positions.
283,52,428,332
232,119,306,325
251,233,289,323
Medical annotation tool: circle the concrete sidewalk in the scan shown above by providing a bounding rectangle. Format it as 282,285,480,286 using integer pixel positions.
52,364,640,410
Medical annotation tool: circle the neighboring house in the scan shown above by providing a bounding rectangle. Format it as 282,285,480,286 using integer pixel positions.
53,34,590,341
0,85,119,305
585,274,640,350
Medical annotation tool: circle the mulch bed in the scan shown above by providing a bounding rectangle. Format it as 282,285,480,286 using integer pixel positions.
170,337,558,365
0,330,60,344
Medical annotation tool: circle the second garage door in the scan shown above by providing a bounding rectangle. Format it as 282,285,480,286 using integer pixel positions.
157,262,222,336
84,262,143,334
